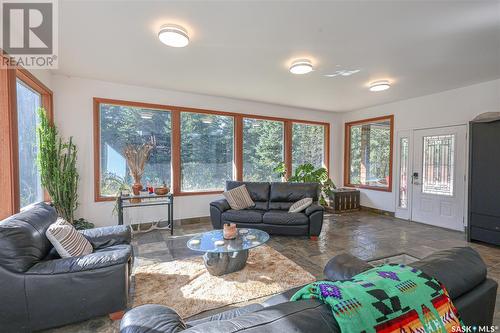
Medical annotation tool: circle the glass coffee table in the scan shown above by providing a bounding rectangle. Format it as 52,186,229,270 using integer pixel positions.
187,228,269,276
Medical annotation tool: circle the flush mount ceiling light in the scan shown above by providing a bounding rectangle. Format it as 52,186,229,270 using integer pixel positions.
289,59,313,75
158,24,189,47
324,69,361,78
369,80,391,92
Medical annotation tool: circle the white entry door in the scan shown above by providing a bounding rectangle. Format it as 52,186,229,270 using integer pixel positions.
410,125,467,231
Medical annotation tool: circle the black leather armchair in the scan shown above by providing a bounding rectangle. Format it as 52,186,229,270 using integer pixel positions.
210,181,324,238
0,202,133,332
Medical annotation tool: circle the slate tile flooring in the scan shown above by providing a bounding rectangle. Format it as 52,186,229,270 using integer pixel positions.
133,210,500,325
46,210,500,331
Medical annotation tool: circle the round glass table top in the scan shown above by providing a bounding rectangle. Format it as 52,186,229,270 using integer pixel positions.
187,228,270,253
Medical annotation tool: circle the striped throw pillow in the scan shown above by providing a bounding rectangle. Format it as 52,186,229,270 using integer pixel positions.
223,185,255,210
46,218,93,258
289,198,313,213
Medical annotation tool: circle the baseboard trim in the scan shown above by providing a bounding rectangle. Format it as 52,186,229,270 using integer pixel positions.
360,206,395,217
176,216,211,225
130,216,211,228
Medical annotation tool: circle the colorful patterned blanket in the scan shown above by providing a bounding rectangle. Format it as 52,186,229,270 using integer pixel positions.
291,264,463,333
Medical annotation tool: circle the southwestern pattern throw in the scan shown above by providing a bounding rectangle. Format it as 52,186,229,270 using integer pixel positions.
291,264,463,333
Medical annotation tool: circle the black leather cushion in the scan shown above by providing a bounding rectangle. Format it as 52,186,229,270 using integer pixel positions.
262,285,304,307
185,300,340,333
222,210,264,223
81,225,131,250
453,278,497,326
0,202,57,273
226,181,270,202
27,244,132,275
43,247,61,261
210,199,231,212
412,247,487,299
187,304,265,327
120,304,187,333
263,211,309,225
268,201,294,211
227,181,270,210
269,182,319,210
323,253,373,281
305,204,324,216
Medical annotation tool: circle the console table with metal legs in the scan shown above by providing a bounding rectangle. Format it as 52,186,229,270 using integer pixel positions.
117,192,174,235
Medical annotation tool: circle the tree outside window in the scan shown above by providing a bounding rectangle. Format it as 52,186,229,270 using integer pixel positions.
345,116,393,191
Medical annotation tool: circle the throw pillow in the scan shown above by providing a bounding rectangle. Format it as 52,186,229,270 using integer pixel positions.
46,218,93,258
289,198,313,213
223,185,255,210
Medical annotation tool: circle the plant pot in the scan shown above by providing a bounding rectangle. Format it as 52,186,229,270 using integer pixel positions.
131,183,143,203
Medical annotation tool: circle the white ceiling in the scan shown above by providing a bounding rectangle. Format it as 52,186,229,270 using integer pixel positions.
54,0,500,112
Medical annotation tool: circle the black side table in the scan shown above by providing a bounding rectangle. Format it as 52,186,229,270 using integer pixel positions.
117,192,174,235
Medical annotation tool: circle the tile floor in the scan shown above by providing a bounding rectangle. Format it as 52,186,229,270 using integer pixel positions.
45,210,500,332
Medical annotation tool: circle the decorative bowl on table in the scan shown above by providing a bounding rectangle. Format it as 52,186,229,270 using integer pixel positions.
155,187,169,195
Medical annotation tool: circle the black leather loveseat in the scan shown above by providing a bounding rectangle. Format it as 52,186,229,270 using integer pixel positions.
210,181,324,238
0,202,133,332
120,247,497,333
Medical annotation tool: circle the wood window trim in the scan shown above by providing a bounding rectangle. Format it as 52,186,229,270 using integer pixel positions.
93,97,330,201
0,56,54,218
343,115,394,192
0,61,19,218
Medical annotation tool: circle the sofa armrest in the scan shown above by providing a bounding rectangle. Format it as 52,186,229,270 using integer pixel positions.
323,253,373,281
210,198,231,212
304,204,324,216
26,245,132,275
81,225,131,249
120,304,187,333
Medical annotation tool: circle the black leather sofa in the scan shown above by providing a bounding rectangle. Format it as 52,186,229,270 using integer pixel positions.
210,181,324,238
0,202,133,332
120,247,498,333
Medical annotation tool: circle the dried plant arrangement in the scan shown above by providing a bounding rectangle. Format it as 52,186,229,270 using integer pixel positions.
123,139,155,188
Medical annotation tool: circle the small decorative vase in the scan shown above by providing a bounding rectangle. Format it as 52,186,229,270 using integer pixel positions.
223,223,237,240
131,183,142,203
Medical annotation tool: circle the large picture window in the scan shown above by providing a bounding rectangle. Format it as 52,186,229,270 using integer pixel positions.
0,66,53,217
98,103,172,197
243,118,284,182
344,115,393,191
16,79,44,208
292,123,326,172
180,113,234,192
94,98,329,200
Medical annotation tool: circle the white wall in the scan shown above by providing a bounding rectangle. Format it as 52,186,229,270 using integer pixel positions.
28,69,52,88
51,75,341,227
337,79,500,212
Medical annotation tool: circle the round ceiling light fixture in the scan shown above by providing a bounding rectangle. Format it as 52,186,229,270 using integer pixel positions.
158,24,189,47
289,59,313,75
369,80,391,92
